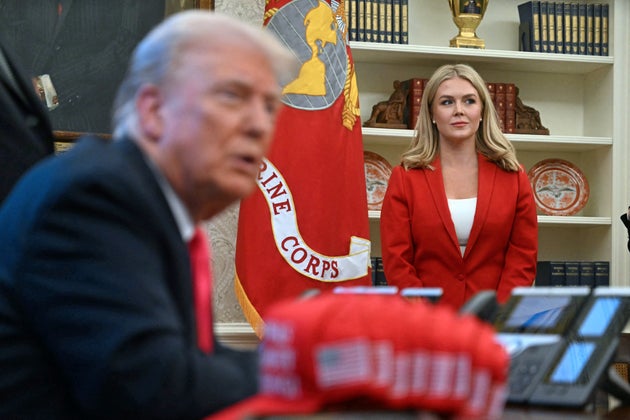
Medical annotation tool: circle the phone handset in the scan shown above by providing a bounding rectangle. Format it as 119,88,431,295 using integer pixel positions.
458,290,499,323
602,364,630,404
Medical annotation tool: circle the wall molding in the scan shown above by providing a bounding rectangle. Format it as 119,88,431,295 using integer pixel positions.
216,322,259,349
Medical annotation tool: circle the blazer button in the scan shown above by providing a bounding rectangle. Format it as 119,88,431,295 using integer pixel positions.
457,274,465,281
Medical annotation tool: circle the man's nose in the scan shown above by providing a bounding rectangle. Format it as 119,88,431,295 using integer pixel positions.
247,99,275,139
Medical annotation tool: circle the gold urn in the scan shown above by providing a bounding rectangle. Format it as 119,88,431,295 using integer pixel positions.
448,0,489,49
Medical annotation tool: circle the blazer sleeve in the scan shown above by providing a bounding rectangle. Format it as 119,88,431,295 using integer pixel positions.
496,168,538,302
380,166,423,288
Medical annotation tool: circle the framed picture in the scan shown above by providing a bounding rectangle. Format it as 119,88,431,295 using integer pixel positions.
0,1,213,150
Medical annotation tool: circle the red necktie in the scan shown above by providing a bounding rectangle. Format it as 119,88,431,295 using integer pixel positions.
188,227,214,353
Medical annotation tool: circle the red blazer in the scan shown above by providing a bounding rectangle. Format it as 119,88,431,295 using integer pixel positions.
380,154,538,309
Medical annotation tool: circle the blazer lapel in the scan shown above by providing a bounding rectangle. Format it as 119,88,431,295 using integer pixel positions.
115,138,197,336
465,154,496,254
425,158,461,252
52,0,73,41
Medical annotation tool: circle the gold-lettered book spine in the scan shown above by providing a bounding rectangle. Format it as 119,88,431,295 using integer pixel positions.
578,3,586,55
540,1,548,53
601,4,608,56
377,0,386,43
548,2,556,53
343,0,356,41
555,2,563,54
371,0,379,43
400,0,408,44
593,3,601,56
563,2,571,54
392,0,401,44
532,2,540,52
385,0,392,43
570,2,578,54
586,4,594,55
357,0,365,42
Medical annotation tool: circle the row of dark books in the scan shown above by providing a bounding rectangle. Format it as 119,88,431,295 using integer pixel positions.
399,78,517,133
535,260,610,287
345,0,408,44
372,258,608,289
370,256,387,286
518,1,609,55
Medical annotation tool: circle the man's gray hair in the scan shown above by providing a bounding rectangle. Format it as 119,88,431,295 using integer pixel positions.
112,10,296,138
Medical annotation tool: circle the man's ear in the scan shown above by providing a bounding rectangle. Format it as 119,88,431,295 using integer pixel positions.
136,84,163,141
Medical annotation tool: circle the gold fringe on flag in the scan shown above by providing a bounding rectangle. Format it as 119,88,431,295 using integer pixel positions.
342,55,360,130
234,269,265,338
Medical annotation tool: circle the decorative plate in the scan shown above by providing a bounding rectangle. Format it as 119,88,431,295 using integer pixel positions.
527,158,589,216
364,151,392,211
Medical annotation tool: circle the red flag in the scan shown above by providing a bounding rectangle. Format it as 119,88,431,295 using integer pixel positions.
235,0,371,336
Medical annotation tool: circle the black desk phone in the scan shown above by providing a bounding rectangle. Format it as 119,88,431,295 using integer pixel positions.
492,286,630,408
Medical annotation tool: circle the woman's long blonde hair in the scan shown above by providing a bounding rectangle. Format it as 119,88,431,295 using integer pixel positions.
401,63,520,172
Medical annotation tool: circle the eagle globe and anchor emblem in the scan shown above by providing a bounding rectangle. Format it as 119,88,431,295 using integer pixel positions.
266,0,356,115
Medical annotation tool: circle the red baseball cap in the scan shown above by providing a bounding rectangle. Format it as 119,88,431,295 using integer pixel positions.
209,291,508,420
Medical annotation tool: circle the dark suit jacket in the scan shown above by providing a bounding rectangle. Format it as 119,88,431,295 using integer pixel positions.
380,154,538,309
0,41,54,204
0,137,258,419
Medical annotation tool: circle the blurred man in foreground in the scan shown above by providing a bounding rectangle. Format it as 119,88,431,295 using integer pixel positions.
0,10,295,419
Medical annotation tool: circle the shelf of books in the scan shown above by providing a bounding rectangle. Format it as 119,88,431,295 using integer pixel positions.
354,0,630,286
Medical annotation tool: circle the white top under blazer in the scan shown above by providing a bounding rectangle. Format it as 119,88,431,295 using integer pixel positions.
448,197,477,256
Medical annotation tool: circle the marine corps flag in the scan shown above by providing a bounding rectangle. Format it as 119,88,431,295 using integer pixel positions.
235,0,371,336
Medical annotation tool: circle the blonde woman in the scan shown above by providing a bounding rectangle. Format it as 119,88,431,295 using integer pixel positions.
380,63,538,309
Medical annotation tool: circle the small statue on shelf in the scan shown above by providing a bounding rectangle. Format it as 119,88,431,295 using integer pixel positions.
363,80,408,129
514,87,550,135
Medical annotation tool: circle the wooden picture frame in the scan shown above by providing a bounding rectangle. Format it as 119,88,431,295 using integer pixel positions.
0,2,212,150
